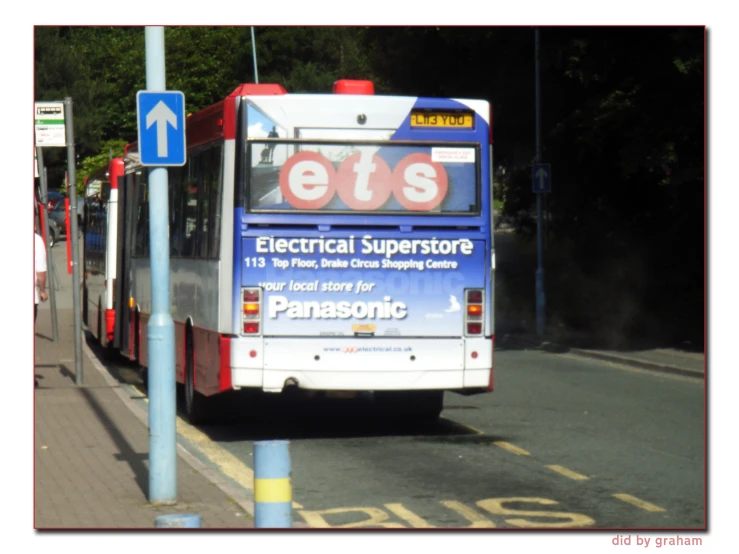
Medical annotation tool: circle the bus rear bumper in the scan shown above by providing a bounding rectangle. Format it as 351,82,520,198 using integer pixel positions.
230,336,493,393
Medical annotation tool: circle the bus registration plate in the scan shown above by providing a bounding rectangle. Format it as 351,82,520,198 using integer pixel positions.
410,111,473,128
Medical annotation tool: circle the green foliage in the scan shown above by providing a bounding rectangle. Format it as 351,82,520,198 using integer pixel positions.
165,27,246,112
73,139,128,195
255,27,377,92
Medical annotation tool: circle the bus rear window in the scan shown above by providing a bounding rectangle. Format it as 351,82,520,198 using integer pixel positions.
247,141,479,215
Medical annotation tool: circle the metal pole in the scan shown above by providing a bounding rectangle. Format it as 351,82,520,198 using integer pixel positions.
155,514,202,528
251,27,259,84
36,148,58,342
145,25,177,506
535,28,546,338
64,98,83,381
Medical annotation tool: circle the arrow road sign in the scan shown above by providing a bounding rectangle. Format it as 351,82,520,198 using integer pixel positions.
532,163,551,193
137,91,186,166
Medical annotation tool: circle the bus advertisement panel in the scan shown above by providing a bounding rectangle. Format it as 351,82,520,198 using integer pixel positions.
242,235,486,337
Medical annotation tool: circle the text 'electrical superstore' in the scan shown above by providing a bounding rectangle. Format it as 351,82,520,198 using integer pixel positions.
255,236,476,259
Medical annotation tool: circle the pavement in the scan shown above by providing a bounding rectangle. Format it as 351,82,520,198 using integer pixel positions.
34,240,255,530
34,307,256,529
497,332,705,379
33,238,704,530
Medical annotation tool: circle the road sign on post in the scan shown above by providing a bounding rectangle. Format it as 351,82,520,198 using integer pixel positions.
140,27,178,507
136,91,186,166
532,163,551,193
35,102,66,147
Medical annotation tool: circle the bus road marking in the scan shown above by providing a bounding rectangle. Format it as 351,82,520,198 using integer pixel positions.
298,507,405,528
546,464,589,481
613,493,666,512
477,497,595,528
385,503,434,527
297,498,594,528
440,500,496,527
492,441,531,456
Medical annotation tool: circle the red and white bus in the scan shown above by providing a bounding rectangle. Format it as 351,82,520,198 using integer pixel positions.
100,80,495,424
82,158,124,355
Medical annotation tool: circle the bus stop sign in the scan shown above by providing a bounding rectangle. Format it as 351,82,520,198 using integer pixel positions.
136,91,186,166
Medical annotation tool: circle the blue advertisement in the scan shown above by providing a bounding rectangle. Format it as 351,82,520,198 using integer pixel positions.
241,236,485,336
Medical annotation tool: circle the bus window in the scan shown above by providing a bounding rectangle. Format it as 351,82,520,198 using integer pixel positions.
247,140,479,215
208,145,223,259
133,178,149,257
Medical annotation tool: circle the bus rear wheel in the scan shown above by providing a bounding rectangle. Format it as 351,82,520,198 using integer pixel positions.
374,390,444,421
184,328,211,425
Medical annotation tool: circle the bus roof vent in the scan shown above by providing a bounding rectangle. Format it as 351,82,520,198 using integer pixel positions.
333,80,375,95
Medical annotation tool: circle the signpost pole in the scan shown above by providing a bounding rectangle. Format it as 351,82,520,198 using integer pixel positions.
534,27,546,338
144,25,177,505
63,98,83,384
251,26,259,84
36,147,58,343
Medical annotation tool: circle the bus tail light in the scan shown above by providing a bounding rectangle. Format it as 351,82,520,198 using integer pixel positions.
242,288,262,335
465,289,484,336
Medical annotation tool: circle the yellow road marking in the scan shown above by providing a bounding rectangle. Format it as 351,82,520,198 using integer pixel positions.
176,418,255,489
385,503,434,528
613,493,666,512
298,507,405,528
440,500,496,527
139,394,304,509
546,465,589,481
450,422,484,435
478,497,595,528
493,441,531,456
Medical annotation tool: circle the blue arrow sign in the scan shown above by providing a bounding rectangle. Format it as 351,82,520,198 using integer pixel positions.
136,91,186,166
532,163,551,193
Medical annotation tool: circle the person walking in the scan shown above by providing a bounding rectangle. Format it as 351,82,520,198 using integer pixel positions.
35,230,48,320
35,230,48,387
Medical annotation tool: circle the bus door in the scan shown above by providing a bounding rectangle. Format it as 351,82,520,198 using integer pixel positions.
114,172,136,357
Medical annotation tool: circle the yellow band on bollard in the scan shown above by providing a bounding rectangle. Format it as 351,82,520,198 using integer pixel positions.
254,477,292,503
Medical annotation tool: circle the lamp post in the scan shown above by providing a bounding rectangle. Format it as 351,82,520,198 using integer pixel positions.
534,27,546,338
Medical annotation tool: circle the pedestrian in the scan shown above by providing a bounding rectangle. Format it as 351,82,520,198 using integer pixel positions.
35,230,48,321
35,229,48,387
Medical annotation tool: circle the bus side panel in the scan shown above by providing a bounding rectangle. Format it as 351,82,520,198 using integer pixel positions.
138,312,150,368
193,325,222,396
218,139,236,335
170,260,219,332
174,320,187,384
116,172,140,360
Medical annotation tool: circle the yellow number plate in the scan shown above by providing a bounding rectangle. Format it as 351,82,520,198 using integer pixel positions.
410,111,474,128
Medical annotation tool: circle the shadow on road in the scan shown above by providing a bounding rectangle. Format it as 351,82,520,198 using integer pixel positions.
85,332,490,443
493,228,703,354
